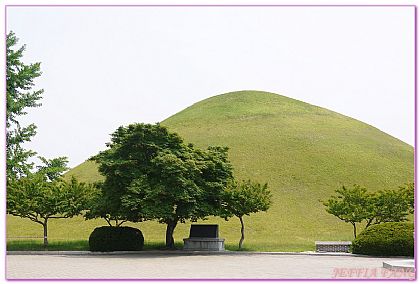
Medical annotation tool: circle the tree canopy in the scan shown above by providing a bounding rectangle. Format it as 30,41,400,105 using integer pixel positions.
7,173,97,248
87,123,186,227
91,123,234,248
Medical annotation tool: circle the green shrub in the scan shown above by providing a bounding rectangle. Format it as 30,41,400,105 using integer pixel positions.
352,222,414,256
89,226,144,252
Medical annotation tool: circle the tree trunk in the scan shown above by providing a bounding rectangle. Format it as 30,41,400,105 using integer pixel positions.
365,217,374,229
165,221,177,249
43,221,48,249
352,223,357,239
239,216,245,250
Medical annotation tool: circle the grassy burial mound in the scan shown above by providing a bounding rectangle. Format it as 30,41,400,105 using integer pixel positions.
7,90,413,251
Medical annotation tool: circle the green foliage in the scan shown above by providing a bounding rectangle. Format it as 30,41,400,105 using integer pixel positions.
91,123,233,248
323,185,373,238
5,32,95,249
6,31,44,180
222,180,272,249
367,187,413,226
87,123,185,224
352,222,414,256
84,181,132,227
7,173,97,248
400,182,414,214
124,145,233,223
324,184,414,238
89,226,144,252
7,175,94,221
223,180,272,218
36,156,69,181
63,90,414,249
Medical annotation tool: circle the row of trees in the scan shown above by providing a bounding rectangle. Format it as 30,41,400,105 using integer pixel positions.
323,183,414,238
7,123,272,249
6,31,271,250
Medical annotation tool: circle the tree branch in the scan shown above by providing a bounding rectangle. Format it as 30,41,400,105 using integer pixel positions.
104,217,112,227
117,220,127,227
49,216,67,219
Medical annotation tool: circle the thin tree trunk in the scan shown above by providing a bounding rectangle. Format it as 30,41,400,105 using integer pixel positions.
239,216,245,250
43,221,48,249
165,221,177,249
352,223,357,239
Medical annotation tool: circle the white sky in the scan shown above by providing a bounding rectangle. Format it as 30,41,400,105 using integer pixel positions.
5,6,415,168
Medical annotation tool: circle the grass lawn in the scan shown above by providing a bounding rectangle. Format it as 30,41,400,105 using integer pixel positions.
6,240,186,251
7,240,90,251
7,238,253,252
7,214,359,252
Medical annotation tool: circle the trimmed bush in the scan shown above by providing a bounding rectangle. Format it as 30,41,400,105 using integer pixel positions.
89,226,144,252
352,222,414,256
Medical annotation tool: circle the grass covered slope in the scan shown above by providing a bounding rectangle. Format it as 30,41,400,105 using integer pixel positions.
159,90,413,248
7,91,413,251
163,91,413,190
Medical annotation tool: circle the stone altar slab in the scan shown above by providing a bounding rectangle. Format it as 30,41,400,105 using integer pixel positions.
183,224,225,251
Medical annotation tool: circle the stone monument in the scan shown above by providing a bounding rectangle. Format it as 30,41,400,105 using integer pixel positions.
183,224,225,251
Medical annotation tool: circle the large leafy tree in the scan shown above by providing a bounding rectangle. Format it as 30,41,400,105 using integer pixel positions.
92,123,233,249
222,180,272,249
7,159,97,248
87,123,185,229
6,31,44,180
124,145,233,248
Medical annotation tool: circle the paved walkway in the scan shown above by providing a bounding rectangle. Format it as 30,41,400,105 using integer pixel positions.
6,253,415,279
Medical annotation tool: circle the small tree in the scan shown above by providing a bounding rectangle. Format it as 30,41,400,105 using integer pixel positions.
323,184,414,238
323,185,373,238
7,173,97,248
222,180,272,249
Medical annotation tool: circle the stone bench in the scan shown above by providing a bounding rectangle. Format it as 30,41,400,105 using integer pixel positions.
315,241,352,253
183,224,225,251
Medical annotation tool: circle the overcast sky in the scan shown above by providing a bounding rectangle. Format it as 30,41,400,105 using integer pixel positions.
6,6,415,168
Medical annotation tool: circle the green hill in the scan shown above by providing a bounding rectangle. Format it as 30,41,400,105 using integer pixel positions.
7,90,414,251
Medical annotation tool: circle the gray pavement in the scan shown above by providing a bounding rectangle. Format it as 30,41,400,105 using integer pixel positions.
6,253,415,279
